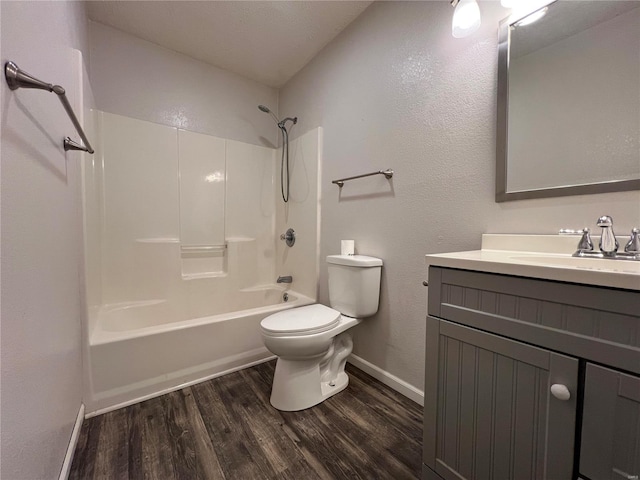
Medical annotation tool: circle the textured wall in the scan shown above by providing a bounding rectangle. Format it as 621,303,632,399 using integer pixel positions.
89,21,280,148
1,1,88,477
279,1,640,392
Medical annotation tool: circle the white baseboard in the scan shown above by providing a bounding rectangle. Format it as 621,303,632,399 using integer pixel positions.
348,354,424,406
59,403,85,480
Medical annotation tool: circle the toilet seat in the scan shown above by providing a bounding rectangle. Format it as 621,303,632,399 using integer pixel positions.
261,304,340,336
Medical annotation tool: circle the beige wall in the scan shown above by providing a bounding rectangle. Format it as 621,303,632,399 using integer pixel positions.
1,1,89,477
89,21,280,148
279,1,640,393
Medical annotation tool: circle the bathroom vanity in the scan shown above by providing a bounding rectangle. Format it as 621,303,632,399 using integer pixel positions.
423,235,640,480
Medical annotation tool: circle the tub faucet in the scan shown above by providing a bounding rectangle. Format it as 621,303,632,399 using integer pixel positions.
277,275,293,284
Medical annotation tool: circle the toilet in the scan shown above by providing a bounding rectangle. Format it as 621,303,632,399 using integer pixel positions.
260,254,383,411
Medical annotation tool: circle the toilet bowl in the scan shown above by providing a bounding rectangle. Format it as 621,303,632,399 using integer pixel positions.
260,255,383,411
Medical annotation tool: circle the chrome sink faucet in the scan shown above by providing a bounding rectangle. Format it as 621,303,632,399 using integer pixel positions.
572,216,640,261
597,215,618,256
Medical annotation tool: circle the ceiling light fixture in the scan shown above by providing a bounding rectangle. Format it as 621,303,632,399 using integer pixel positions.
451,0,481,38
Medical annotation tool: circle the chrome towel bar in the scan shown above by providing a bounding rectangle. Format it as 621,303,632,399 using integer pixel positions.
4,61,94,154
332,169,393,187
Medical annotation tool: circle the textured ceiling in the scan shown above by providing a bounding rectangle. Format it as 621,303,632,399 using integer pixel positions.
87,1,373,88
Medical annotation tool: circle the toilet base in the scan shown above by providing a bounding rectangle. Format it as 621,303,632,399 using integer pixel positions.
269,331,354,411
270,359,350,411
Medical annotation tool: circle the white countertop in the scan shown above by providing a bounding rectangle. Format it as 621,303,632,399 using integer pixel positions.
425,235,640,291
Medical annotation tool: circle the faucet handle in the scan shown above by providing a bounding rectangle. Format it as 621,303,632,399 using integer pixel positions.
624,228,640,254
576,228,593,252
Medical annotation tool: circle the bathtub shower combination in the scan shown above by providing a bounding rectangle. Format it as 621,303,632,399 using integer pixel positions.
82,111,321,415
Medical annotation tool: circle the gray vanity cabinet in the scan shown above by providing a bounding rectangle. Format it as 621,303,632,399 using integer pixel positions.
424,266,640,480
424,318,578,480
581,364,640,480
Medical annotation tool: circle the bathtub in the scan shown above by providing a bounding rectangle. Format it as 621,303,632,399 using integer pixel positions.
86,287,314,416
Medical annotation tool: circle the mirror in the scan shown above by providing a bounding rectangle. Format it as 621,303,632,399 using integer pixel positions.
496,1,640,202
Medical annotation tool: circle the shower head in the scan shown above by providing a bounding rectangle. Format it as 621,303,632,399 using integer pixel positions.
258,104,281,126
259,105,298,204
258,105,298,131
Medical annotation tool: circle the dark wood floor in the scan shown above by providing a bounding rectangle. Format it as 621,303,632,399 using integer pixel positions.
70,361,423,479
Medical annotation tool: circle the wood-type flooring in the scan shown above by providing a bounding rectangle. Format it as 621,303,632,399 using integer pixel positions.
70,361,423,479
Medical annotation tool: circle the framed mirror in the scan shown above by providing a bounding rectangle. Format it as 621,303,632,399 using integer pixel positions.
496,1,640,202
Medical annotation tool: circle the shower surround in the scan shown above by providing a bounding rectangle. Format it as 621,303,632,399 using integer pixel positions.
82,111,321,415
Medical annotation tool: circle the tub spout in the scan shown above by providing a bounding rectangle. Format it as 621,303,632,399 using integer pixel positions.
277,275,292,284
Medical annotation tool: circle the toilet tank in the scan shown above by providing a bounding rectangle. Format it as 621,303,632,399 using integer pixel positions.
326,255,383,318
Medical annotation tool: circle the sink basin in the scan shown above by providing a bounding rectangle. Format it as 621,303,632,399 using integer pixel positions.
510,255,640,274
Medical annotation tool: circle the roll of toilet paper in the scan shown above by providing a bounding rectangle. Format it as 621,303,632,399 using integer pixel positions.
341,240,355,256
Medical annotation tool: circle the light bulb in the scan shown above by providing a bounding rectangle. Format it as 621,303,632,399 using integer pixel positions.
452,0,481,38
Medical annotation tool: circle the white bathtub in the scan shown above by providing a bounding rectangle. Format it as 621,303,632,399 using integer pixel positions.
86,287,314,416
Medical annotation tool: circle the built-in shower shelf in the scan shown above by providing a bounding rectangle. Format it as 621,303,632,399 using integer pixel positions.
135,238,180,244
181,244,226,256
182,272,227,281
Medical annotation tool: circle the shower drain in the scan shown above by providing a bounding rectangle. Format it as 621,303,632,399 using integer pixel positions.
282,292,289,302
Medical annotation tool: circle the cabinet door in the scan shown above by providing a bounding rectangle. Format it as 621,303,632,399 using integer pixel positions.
424,318,579,480
581,364,640,480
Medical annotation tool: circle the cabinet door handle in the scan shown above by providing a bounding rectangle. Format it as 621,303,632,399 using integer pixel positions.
550,384,571,401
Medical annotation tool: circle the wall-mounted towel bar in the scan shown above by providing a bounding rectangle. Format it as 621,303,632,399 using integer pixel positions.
4,61,94,154
332,169,393,187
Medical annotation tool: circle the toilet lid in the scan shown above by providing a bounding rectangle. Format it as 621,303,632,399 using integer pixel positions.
261,304,340,335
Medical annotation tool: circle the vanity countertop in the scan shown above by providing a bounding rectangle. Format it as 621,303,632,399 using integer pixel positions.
425,234,640,291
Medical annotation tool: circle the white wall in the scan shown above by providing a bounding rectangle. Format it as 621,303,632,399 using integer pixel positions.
276,128,322,300
1,1,89,478
225,139,277,289
89,21,280,148
82,109,104,335
279,1,640,392
93,111,277,313
508,7,640,191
